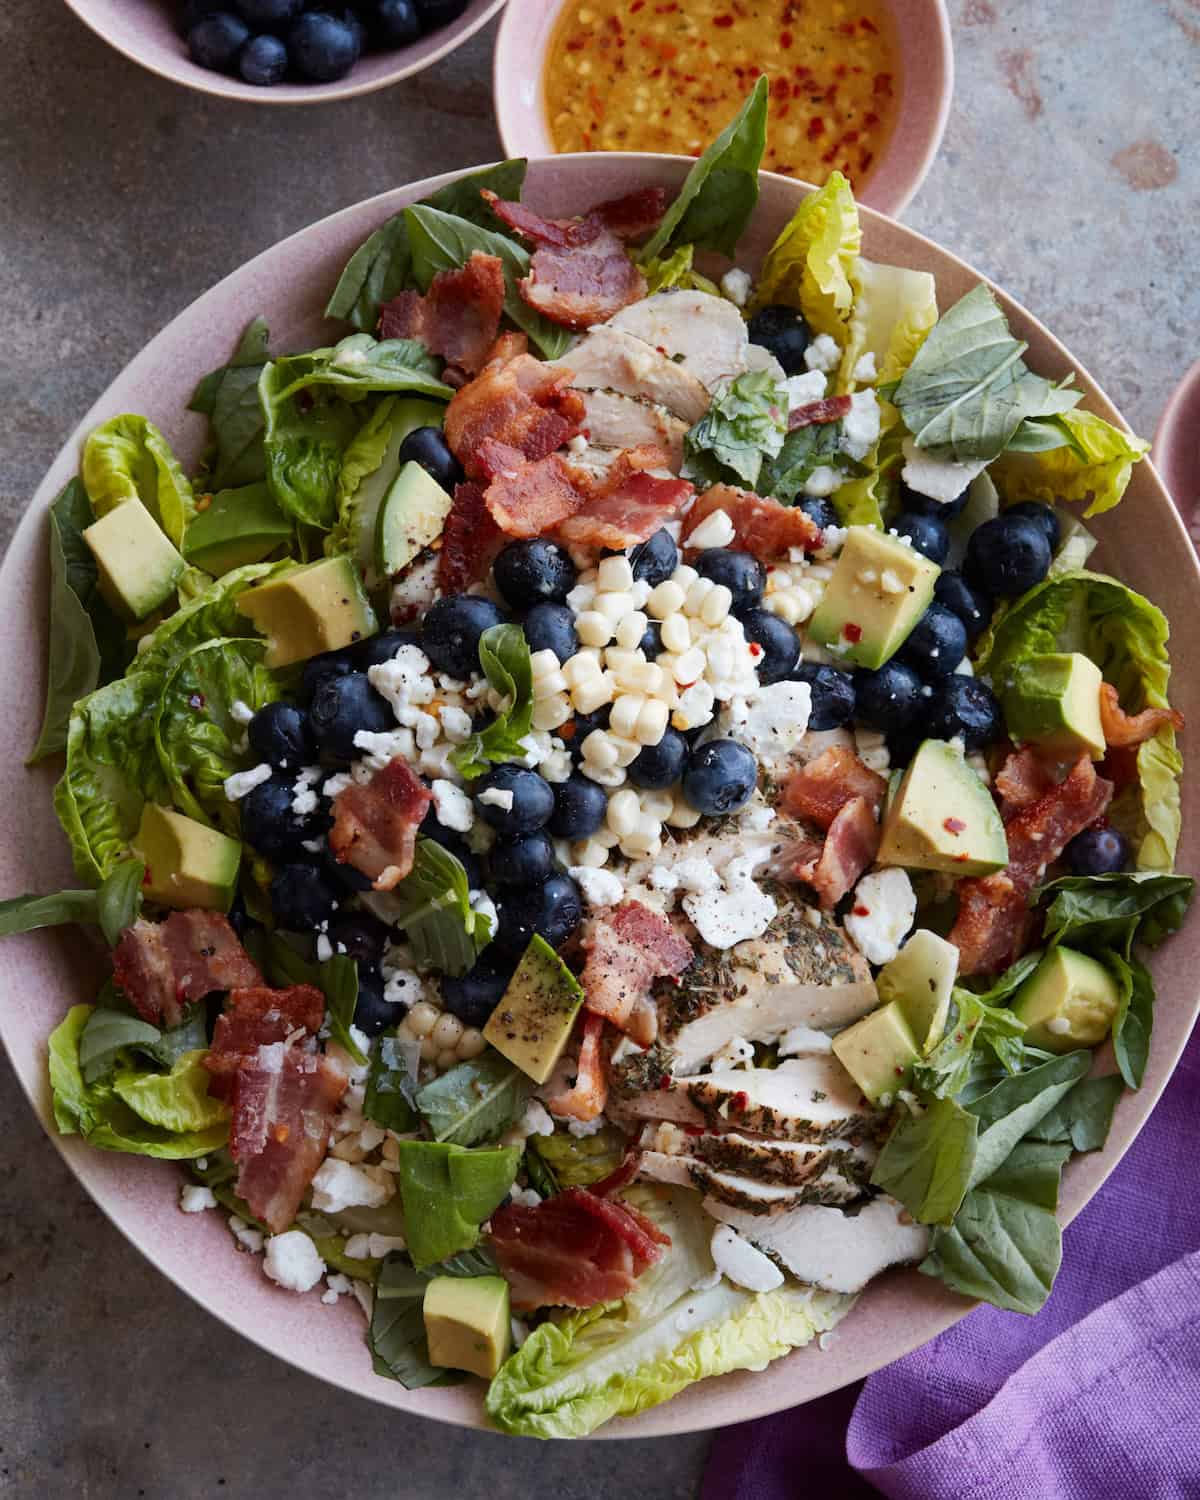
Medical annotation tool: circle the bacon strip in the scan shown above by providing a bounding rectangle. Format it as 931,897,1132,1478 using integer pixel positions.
329,758,433,892
444,352,585,482
377,252,505,377
1098,683,1184,749
483,188,667,248
488,1185,669,1312
788,394,852,430
545,1012,609,1124
994,746,1056,816
482,450,586,538
112,912,262,1028
556,446,694,549
203,984,326,1101
682,483,823,557
581,900,692,1045
782,747,888,830
436,480,506,594
590,187,669,241
793,795,881,910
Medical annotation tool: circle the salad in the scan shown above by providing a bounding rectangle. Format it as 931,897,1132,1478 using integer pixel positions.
5,79,1192,1438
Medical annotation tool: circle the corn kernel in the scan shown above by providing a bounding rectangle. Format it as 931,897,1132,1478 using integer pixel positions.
667,793,702,829
436,1048,459,1072
576,610,614,648
432,1013,464,1050
571,837,610,867
594,826,621,847
530,649,562,679
686,508,736,549
609,734,642,767
606,788,641,835
610,692,646,739
700,584,733,627
562,651,602,687
634,698,669,746
532,694,572,731
603,647,640,675
672,564,699,590
647,580,686,619
458,1028,486,1061
585,763,627,787
581,729,619,768
571,673,615,714
615,610,649,650
639,788,674,821
596,590,635,624
684,576,714,615
621,816,662,858
597,555,635,593
621,659,666,695
660,613,691,654
407,1001,441,1038
672,646,707,685
532,668,568,700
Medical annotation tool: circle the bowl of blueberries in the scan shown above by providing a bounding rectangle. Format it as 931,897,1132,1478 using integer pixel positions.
63,0,506,101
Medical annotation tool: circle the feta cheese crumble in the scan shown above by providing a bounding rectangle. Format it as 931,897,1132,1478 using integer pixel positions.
720,267,753,307
804,333,841,373
432,779,473,833
845,869,917,965
263,1230,326,1293
179,1185,217,1214
478,787,515,812
569,865,626,909
900,437,988,504
310,1158,393,1214
223,763,272,801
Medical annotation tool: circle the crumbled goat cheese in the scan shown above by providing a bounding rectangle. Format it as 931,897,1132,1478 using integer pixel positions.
508,1186,543,1209
322,1272,354,1305
852,351,878,383
687,508,737,550
291,765,322,817
368,645,436,716
711,1224,785,1293
322,771,353,799
854,726,891,775
840,389,881,462
310,1159,393,1215
742,803,777,832
382,967,424,1008
783,370,829,408
230,699,255,726
316,934,333,962
672,858,722,895
501,1098,556,1148
1046,1016,1073,1036
717,681,812,768
803,464,844,498
567,1114,608,1138
684,865,776,950
223,763,273,801
432,779,473,833
179,1185,217,1214
478,787,515,811
846,869,917,965
439,705,473,742
228,1215,265,1255
471,888,498,935
900,437,988,504
353,728,417,771
343,1233,408,1260
263,1230,326,1293
804,333,841,373
720,267,753,307
570,865,626,908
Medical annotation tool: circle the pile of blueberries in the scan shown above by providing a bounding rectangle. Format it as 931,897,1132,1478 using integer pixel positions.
178,0,469,87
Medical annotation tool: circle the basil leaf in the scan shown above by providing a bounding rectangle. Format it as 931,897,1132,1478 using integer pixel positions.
964,1050,1091,1188
759,420,848,503
870,1096,978,1226
190,317,273,489
682,369,788,490
364,1034,422,1133
369,1256,465,1389
388,839,494,975
1026,1074,1123,1153
258,361,362,530
1038,872,1195,955
639,77,769,262
451,624,534,779
96,859,145,946
319,954,368,1067
416,1051,533,1148
1106,948,1154,1090
270,335,450,405
78,1006,163,1084
912,960,1037,1099
264,929,320,988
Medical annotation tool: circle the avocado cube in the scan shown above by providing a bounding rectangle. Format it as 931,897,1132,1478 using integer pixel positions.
131,803,241,911
878,739,1009,877
1002,653,1106,761
832,1001,920,1103
876,928,959,1054
483,935,585,1084
1012,946,1121,1051
83,497,185,622
183,483,293,576
424,1275,511,1380
375,461,454,579
807,526,940,668
237,554,377,668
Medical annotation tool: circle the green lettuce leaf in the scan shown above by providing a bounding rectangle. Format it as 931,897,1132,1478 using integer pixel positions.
318,953,368,1067
0,860,143,945
78,1005,163,1083
640,78,769,263
416,1049,531,1147
761,421,848,504
395,1140,520,1268
870,1096,979,1225
258,361,363,530
1026,1073,1123,1152
1038,871,1195,954
367,1247,501,1390
751,172,861,344
836,258,939,392
190,316,273,490
383,839,495,975
82,414,196,548
682,370,788,491
641,244,720,297
112,1049,230,1134
130,560,288,678
990,408,1149,518
451,624,535,779
364,1033,422,1133
269,335,449,406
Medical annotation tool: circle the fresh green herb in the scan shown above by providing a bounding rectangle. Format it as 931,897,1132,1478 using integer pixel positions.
682,370,788,490
319,954,368,1067
257,361,362,530
964,1050,1091,1187
268,335,450,406
0,859,144,944
394,1140,520,1267
387,839,495,976
416,1050,532,1148
78,1007,162,1084
523,1145,559,1198
95,858,145,945
870,1096,979,1226
368,1256,464,1390
1104,947,1155,1090
913,955,1040,1099
364,1034,422,1133
451,624,534,779
81,414,197,550
1026,1074,1124,1153
1038,872,1195,954
189,316,273,490
759,420,851,503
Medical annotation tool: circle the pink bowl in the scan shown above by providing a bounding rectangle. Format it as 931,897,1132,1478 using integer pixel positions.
493,0,953,217
1155,361,1200,548
3,153,1197,1437
62,0,507,105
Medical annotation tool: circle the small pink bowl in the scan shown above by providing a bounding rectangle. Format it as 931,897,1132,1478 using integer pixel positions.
1155,362,1200,548
62,0,507,105
493,0,952,217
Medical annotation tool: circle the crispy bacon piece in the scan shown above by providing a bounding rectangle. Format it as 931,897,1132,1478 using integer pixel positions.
994,747,1056,816
484,330,529,367
482,449,586,538
488,1185,669,1312
590,187,669,241
793,795,881,910
1098,682,1184,749
112,912,262,1028
546,1012,609,1124
203,984,326,1101
377,252,505,377
483,187,667,248
329,757,433,892
788,394,852,430
556,446,694,549
950,755,1114,975
782,747,887,830
229,1040,348,1234
581,900,692,1045
436,480,506,594
589,1149,643,1199
682,484,823,557
444,352,584,482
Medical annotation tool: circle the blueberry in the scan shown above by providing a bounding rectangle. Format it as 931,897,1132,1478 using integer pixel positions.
898,604,968,679
628,727,688,791
287,10,360,80
898,481,968,519
414,0,470,28
797,495,838,531
301,649,355,703
473,765,555,834
326,909,390,964
934,571,993,641
1005,500,1061,552
893,511,950,566
247,701,313,769
739,608,801,685
373,0,422,45
240,775,320,860
490,831,556,888
563,704,610,762
353,967,399,1038
854,661,923,733
694,549,764,613
925,675,1003,751
522,603,577,663
629,528,678,586
494,874,583,956
747,304,811,375
238,31,289,83
309,671,392,760
397,425,463,491
548,774,609,839
965,515,1052,598
187,12,251,70
350,627,423,671
422,594,508,679
639,619,663,659
270,862,341,929
1065,826,1130,877
234,0,301,25
321,843,373,893
790,663,856,731
494,539,576,610
682,739,758,816
441,960,512,1028
179,0,219,32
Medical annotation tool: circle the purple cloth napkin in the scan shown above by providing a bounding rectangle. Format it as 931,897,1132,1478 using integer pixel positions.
705,1023,1200,1499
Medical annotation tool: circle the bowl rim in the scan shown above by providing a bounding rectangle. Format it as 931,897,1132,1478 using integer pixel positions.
491,0,954,218
1154,359,1200,497
4,150,1198,1438
60,0,508,106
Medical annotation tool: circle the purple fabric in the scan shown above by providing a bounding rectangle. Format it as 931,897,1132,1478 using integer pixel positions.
705,1023,1200,1499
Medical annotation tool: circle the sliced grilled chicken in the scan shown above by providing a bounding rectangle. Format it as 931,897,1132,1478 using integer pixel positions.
688,1157,867,1215
607,290,759,393
695,1132,877,1186
637,1150,696,1188
576,389,688,471
704,1194,931,1294
547,325,711,424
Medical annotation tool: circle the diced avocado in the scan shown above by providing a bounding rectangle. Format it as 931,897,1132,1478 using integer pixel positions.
424,1275,511,1380
808,525,940,668
237,554,377,668
876,928,959,1053
483,935,585,1084
131,803,241,911
375,461,454,578
183,483,293,576
878,739,1008,877
1012,946,1121,1051
1002,653,1105,761
831,1001,920,1103
82,497,184,621
346,396,447,588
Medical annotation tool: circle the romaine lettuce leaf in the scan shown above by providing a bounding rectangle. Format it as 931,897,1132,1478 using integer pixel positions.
836,258,939,392
258,361,366,530
641,245,720,297
990,408,1149,518
82,414,196,548
132,560,289,677
751,172,861,344
682,369,788,491
189,316,273,490
112,1048,230,1134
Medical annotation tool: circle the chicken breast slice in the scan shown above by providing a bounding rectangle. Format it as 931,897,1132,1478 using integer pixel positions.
547,325,711,424
608,290,759,393
576,388,688,471
689,1158,867,1215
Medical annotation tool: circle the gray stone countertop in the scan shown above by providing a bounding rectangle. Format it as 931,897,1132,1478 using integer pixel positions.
0,1,1194,1494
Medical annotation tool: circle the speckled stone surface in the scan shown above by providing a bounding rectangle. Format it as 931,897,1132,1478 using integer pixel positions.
0,2,1194,1494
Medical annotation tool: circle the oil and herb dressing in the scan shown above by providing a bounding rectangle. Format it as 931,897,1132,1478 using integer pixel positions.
544,0,900,190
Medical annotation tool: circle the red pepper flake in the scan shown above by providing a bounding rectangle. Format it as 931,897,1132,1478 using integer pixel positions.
565,37,584,51
944,817,967,836
874,71,895,96
748,642,764,657
772,76,791,99
843,622,863,643
860,16,879,31
853,904,871,917
732,1091,750,1111
839,20,857,34
807,116,825,140
780,27,793,47
631,0,644,9
713,13,734,27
